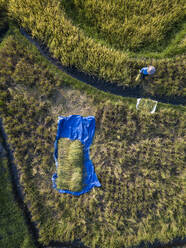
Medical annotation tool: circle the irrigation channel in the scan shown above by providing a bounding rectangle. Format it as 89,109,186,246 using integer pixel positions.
0,27,185,248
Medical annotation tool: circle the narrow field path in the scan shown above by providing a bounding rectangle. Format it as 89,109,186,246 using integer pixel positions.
20,28,186,106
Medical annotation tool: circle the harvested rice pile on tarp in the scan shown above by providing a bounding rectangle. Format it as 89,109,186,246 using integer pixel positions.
56,138,84,192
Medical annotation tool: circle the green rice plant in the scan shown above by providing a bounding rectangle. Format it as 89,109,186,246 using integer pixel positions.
62,0,185,52
56,138,84,191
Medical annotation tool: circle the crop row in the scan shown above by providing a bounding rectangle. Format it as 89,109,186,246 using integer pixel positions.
62,0,185,51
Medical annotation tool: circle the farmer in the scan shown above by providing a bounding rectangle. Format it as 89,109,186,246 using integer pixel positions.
139,66,156,79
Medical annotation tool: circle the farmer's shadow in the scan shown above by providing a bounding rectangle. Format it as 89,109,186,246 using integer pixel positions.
140,74,157,97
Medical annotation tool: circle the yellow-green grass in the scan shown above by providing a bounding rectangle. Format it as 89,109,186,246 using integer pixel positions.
0,25,185,248
7,0,186,101
62,0,186,52
57,138,83,191
0,137,35,248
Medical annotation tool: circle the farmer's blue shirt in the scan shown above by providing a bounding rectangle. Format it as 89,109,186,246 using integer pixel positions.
140,67,148,75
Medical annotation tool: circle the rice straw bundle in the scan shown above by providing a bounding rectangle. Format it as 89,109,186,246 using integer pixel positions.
57,138,84,191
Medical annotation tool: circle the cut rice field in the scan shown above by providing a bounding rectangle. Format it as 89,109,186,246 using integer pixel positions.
57,138,84,192
0,25,185,248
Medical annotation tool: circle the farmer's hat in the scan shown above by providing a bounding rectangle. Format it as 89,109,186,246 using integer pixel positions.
147,66,156,75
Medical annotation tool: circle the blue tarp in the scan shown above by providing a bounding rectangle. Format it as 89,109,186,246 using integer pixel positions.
52,115,101,195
